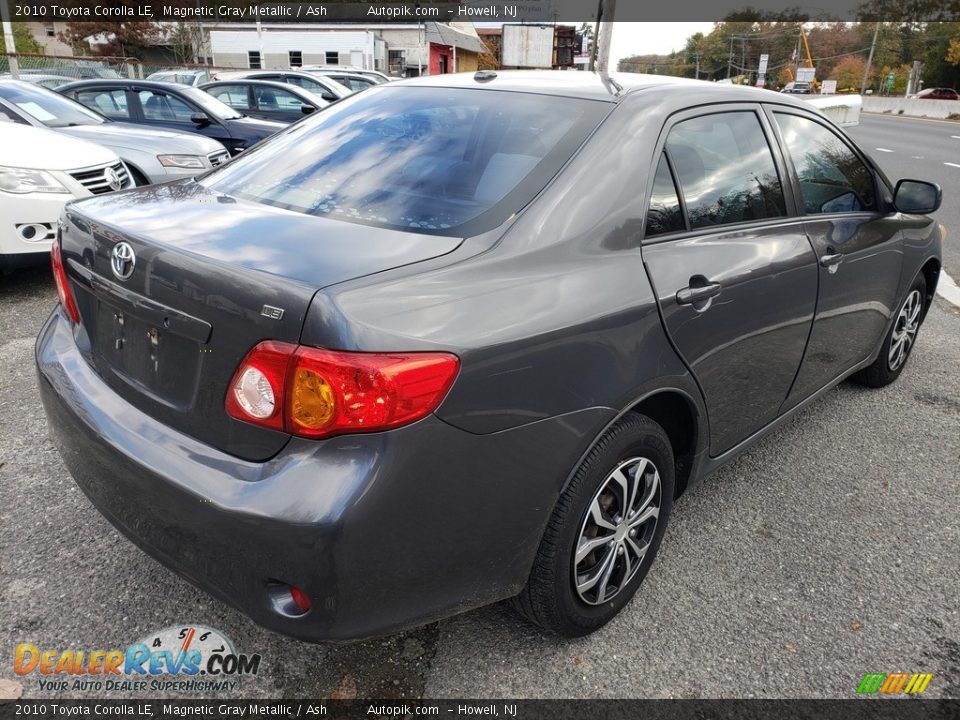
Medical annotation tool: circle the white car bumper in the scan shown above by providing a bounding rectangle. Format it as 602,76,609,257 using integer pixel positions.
1,164,131,267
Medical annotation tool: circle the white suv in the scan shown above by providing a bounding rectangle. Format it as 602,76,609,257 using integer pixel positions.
1,121,132,270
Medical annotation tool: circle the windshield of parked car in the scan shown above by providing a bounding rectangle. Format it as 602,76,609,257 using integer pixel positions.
203,86,608,235
177,85,244,119
0,82,106,127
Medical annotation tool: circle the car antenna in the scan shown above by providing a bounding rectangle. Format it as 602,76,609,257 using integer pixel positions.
474,71,497,83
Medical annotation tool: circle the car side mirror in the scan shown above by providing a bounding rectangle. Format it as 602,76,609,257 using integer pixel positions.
322,92,338,102
190,112,210,127
300,105,316,115
894,179,941,214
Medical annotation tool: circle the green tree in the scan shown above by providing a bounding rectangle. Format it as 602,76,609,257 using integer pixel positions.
830,56,866,91
0,22,44,54
877,63,913,94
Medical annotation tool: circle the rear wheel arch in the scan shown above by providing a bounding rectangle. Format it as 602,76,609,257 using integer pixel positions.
560,387,705,502
628,391,700,498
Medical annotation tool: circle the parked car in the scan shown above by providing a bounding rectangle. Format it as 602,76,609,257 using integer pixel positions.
212,70,351,102
914,87,960,101
304,69,378,92
147,69,215,87
200,79,327,123
0,73,75,89
38,72,942,642
0,121,132,270
57,79,284,155
0,81,230,185
302,65,393,84
782,81,812,94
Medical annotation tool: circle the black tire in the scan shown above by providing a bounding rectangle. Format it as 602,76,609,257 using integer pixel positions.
852,274,927,389
513,412,675,637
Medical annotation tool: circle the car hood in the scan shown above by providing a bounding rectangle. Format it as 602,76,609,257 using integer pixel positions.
58,122,224,154
69,180,464,288
0,122,117,170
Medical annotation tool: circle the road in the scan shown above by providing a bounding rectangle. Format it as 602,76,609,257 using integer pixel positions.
847,113,960,277
1,114,958,701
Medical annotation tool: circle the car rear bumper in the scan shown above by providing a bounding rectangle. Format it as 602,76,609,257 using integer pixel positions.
36,308,612,641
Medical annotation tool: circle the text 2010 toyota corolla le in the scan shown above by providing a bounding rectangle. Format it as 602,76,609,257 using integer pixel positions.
38,72,942,641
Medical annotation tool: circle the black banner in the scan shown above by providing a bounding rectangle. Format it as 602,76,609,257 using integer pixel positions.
3,0,960,23
1,700,960,720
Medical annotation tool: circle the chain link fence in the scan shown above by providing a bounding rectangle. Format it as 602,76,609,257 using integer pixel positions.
1,53,247,85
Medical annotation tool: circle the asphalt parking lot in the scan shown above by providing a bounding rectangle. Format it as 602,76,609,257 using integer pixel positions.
1,115,958,700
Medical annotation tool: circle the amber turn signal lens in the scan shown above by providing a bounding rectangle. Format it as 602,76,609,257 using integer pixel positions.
290,368,336,430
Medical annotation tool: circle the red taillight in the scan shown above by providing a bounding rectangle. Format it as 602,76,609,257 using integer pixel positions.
225,342,459,439
50,240,80,324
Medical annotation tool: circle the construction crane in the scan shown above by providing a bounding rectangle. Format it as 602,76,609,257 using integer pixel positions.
784,26,816,90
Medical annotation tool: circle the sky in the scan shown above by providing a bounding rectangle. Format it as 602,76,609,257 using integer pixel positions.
610,22,716,65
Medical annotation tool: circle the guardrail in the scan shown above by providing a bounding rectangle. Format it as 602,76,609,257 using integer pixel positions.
861,96,960,120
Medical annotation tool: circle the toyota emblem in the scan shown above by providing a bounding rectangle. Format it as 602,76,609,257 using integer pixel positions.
104,166,122,191
110,242,136,281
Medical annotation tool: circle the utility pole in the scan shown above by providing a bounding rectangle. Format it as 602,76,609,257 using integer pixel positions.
726,37,733,78
1,0,19,79
861,22,880,95
740,37,745,81
694,52,700,80
593,0,617,72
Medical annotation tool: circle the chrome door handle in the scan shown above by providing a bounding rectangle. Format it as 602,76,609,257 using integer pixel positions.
820,252,844,268
676,281,722,305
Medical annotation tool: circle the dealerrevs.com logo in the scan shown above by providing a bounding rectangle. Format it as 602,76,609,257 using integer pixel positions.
14,625,261,693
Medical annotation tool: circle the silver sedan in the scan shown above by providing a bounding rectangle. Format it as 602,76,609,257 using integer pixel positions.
0,80,229,185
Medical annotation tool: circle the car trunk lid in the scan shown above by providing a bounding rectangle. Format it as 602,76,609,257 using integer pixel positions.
60,181,462,461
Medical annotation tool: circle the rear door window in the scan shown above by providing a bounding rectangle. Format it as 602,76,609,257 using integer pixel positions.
666,111,786,229
773,112,876,214
204,86,608,236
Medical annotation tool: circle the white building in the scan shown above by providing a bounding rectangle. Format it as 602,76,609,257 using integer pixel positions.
206,23,486,76
209,27,387,71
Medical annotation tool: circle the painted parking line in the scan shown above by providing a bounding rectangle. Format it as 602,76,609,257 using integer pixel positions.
875,147,895,152
945,162,960,168
952,135,960,140
938,271,960,308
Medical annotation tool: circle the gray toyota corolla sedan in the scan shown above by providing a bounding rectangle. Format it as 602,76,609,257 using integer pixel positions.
37,72,942,641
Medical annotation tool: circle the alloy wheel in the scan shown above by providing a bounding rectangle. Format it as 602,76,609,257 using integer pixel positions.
573,456,661,606
888,289,922,372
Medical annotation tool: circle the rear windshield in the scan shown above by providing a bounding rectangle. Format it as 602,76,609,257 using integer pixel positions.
202,86,608,235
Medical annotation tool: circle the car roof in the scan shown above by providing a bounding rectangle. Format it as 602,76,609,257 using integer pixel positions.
245,69,327,78
388,70,815,106
59,79,191,91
